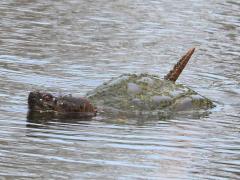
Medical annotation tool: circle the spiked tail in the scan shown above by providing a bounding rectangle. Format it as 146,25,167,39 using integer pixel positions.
164,48,195,82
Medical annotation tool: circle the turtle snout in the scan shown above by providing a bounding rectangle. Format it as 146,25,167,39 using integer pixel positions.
28,91,57,111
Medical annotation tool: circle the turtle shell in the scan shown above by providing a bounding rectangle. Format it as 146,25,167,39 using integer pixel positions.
86,73,214,119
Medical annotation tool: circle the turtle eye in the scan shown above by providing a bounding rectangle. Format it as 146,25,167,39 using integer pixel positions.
43,94,53,101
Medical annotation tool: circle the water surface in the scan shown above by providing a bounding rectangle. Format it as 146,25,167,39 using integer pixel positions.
0,0,240,179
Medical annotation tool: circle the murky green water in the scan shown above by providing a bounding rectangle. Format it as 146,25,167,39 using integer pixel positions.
0,0,239,179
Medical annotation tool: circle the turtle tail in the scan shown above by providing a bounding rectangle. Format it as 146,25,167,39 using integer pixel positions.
164,48,195,82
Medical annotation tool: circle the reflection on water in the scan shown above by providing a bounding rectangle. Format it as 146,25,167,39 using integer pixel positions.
0,0,239,179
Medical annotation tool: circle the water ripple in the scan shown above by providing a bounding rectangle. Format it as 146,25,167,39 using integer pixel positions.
0,0,240,179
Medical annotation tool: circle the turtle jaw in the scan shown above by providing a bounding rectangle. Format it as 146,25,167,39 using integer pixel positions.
164,48,196,82
28,91,56,111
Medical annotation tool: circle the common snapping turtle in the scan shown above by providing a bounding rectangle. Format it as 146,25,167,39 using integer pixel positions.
28,48,214,121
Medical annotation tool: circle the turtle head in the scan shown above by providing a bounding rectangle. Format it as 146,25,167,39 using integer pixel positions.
28,91,57,111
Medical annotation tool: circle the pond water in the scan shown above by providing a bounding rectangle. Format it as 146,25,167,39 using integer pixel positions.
0,0,239,179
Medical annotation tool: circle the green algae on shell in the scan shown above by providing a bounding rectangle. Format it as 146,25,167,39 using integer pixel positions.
86,73,214,118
